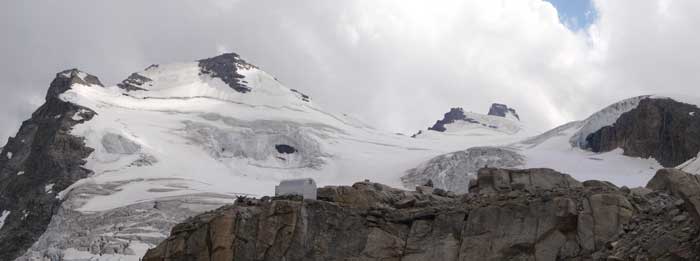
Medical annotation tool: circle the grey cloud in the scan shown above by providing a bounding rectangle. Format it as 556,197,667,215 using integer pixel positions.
1,0,699,140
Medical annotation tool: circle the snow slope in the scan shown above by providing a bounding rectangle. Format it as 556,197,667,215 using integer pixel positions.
514,121,662,188
517,93,700,186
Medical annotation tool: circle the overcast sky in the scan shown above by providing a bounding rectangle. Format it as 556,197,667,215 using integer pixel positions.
1,0,700,140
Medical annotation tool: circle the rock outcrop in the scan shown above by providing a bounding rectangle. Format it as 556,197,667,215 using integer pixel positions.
488,103,520,120
117,72,152,91
647,168,700,223
586,97,700,167
468,167,583,194
198,52,257,93
0,69,99,260
143,168,700,260
428,107,469,132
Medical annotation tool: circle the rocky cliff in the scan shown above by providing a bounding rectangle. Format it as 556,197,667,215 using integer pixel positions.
0,69,100,260
143,168,700,260
586,97,700,167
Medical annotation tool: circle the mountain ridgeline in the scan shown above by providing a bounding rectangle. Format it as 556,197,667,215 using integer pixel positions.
0,70,99,260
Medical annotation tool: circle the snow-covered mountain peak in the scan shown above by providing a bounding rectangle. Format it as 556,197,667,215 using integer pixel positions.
418,105,527,137
113,53,312,108
487,103,520,121
197,52,258,93
46,68,103,100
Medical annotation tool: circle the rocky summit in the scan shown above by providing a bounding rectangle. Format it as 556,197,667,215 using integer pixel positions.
586,97,700,167
488,103,520,120
0,70,99,260
143,168,700,260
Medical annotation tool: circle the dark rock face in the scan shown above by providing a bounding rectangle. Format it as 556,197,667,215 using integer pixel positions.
275,144,297,154
45,69,103,100
117,72,152,91
488,103,520,120
290,89,310,102
0,70,97,260
428,107,468,132
426,104,519,133
198,53,256,93
586,98,700,167
143,168,700,260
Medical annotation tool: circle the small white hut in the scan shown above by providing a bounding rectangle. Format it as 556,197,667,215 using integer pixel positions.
275,178,317,199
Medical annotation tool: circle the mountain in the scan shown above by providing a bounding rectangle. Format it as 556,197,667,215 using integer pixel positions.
404,95,700,193
2,52,700,259
404,104,534,192
0,53,540,260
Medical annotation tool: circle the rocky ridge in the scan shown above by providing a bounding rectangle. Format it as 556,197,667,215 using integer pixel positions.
426,104,521,133
428,107,471,132
198,53,257,93
143,168,700,260
0,69,100,260
586,97,700,167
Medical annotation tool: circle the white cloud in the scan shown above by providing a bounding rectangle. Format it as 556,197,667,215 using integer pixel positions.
582,0,700,114
1,0,699,138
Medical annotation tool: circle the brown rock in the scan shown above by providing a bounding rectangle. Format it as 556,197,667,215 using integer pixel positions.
143,168,700,261
647,168,700,223
471,168,582,194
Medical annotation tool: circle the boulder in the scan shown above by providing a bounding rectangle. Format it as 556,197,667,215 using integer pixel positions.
647,168,700,223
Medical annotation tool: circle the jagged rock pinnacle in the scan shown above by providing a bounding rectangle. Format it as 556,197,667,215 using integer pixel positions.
198,53,257,93
487,103,520,120
45,69,103,101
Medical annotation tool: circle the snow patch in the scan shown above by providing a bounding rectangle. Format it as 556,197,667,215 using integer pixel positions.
45,183,55,193
6,152,12,159
678,152,700,174
72,113,83,121
76,71,88,82
0,210,10,230
17,171,25,176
